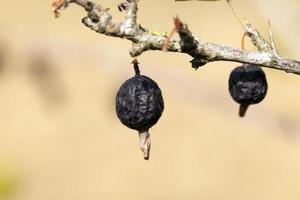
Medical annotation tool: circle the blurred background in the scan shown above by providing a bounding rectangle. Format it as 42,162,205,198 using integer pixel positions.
0,0,300,199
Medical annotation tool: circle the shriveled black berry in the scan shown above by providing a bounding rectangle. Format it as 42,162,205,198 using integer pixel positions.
116,69,164,132
115,60,164,160
229,64,268,117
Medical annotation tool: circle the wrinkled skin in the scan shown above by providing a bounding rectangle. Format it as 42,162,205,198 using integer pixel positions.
116,75,164,132
229,64,268,105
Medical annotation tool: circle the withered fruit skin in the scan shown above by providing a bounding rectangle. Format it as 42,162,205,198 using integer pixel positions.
229,64,268,105
115,74,164,132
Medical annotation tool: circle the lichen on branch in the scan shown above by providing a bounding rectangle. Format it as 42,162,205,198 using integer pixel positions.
51,0,300,75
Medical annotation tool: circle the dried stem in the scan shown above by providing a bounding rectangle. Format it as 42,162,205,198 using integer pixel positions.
132,58,140,76
139,130,151,160
239,104,249,117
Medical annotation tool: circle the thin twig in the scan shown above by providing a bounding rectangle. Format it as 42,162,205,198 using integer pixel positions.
268,19,279,56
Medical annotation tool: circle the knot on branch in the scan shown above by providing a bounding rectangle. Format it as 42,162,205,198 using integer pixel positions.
82,16,102,33
179,36,199,54
85,1,94,12
87,5,105,23
82,4,116,35
130,43,149,57
88,12,99,23
190,56,210,69
118,2,130,12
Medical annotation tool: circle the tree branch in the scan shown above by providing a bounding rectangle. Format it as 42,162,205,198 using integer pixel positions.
52,0,300,75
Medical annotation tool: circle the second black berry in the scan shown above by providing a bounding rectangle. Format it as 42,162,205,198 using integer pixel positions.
228,64,268,117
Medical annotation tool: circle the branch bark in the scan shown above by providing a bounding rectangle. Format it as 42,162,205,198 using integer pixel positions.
52,0,300,75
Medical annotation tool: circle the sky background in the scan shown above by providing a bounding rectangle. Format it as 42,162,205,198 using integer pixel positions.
0,0,300,199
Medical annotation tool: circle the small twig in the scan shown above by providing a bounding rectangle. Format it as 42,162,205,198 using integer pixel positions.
268,19,279,56
241,32,247,50
226,0,245,28
162,16,184,51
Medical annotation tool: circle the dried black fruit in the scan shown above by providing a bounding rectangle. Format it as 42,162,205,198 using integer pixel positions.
228,64,268,117
115,60,164,160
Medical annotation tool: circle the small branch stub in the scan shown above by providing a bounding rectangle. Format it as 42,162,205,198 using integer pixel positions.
52,0,69,17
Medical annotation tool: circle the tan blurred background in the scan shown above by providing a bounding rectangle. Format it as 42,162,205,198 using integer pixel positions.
0,0,300,199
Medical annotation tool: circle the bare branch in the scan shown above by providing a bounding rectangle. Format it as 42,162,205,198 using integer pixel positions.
51,0,300,75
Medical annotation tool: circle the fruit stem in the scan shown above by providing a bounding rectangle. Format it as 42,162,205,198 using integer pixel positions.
132,59,140,76
241,32,247,50
239,104,249,117
226,0,245,28
139,130,151,160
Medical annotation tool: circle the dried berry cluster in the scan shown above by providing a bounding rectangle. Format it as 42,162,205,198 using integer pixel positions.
115,61,268,160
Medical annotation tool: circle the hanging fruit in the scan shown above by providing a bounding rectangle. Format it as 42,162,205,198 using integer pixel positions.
115,59,164,160
228,64,268,117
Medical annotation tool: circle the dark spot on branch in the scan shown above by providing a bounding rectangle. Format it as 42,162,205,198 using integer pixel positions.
190,57,209,69
85,1,94,11
88,11,99,23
